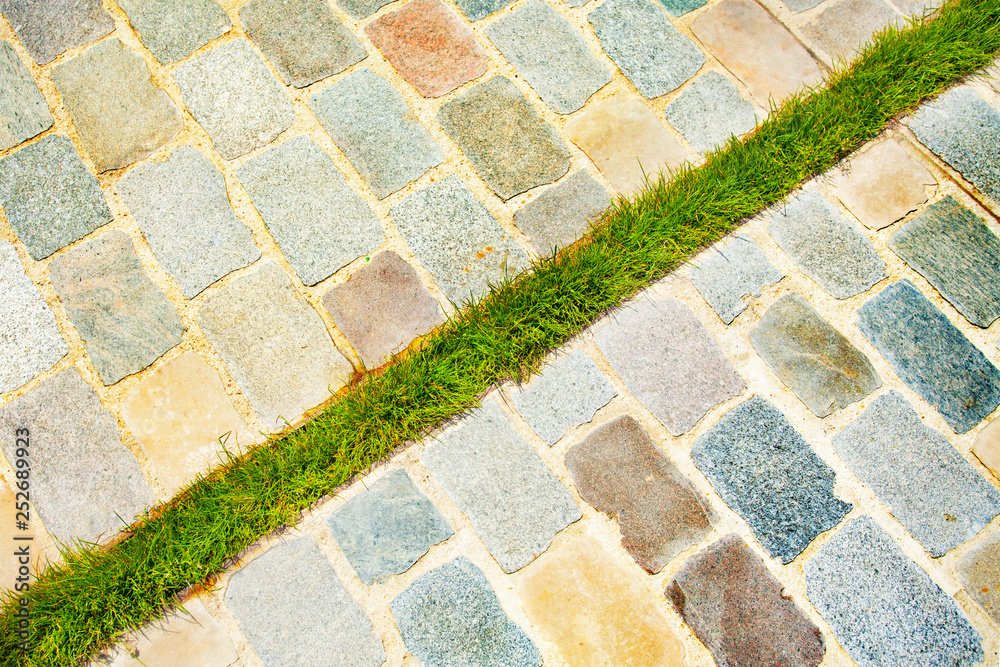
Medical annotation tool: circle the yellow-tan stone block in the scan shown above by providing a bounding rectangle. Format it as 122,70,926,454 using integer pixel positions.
974,416,1000,477
110,597,238,667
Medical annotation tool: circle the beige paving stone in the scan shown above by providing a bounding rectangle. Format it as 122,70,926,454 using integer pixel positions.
800,0,901,64
974,416,1000,478
958,533,1000,625
0,476,20,593
109,598,238,667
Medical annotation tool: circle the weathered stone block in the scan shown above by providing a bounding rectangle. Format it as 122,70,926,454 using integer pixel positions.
117,0,230,64
108,598,238,667
973,416,1000,477
801,0,901,63
514,170,610,254
0,41,52,151
690,235,783,324
336,0,394,19
664,71,758,154
958,533,1000,625
0,0,112,65
453,0,514,20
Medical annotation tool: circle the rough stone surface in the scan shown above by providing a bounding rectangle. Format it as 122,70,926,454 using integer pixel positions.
109,598,239,667
691,396,852,563
973,416,1000,477
117,144,260,298
889,0,942,15
453,0,514,21
666,534,825,667
958,533,1000,625
750,293,881,417
391,557,541,666
664,71,758,154
439,76,571,200
225,535,385,667
174,40,295,160
565,415,715,572
48,231,183,385
421,400,581,573
0,41,52,151
690,235,784,324
117,0,230,64
856,279,1000,434
309,68,443,199
594,296,745,435
327,469,453,585
238,136,383,285
801,0,901,63
336,0,394,19
805,515,983,667
768,190,887,299
0,0,113,65
782,0,823,11
514,170,610,253
657,0,707,15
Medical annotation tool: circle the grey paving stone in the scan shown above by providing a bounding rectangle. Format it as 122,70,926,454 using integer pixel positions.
594,296,745,436
0,368,154,544
805,515,983,667
117,0,230,64
238,136,383,286
0,0,113,65
309,68,443,199
664,71,758,154
117,145,259,299
690,235,783,324
335,0,394,19
768,190,886,299
421,399,581,573
856,279,1000,434
453,0,515,20
327,469,453,585
49,231,182,385
390,175,530,304
174,40,295,160
391,557,542,666
0,41,52,151
958,532,1000,625
781,0,823,11
514,170,610,254
691,396,852,563
801,0,901,63
589,0,705,99
657,0,708,15
225,534,385,667
888,0,941,15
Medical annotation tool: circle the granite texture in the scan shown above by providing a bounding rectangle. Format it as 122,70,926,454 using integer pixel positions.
108,598,238,667
690,235,784,324
336,0,394,19
514,170,610,253
664,71,758,154
0,0,113,65
801,0,901,63
958,533,1000,625
657,0,708,15
0,41,53,151
974,417,1000,477
117,0,230,64
452,0,515,21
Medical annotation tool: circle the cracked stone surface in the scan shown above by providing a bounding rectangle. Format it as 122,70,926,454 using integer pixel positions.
0,41,52,151
0,0,113,65
514,170,610,253
117,0,231,64
664,70,759,155
690,235,784,324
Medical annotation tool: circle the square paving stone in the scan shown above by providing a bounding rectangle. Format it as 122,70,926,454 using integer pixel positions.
805,515,983,667
690,235,784,324
237,136,383,286
691,396,853,563
890,195,1000,328
801,0,901,64
973,417,1000,477
0,41,53,151
589,0,704,99
453,0,515,20
768,190,887,299
666,534,825,667
0,368,155,544
108,598,238,667
0,0,113,65
309,68,444,199
391,557,541,665
856,279,1000,434
751,293,881,417
438,76,571,200
225,534,385,667
421,399,581,573
565,415,716,572
327,469,453,586
51,39,183,173
514,170,610,254
241,0,366,88
958,533,1000,625
174,40,295,160
0,134,111,260
365,0,489,98
117,0,230,65
117,144,260,299
49,230,183,386
664,71,758,155
594,296,745,436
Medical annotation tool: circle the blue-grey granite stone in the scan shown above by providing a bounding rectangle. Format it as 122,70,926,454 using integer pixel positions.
514,170,610,254
336,0,394,19
690,235,783,324
117,0,230,64
664,71,758,154
0,41,53,151
0,0,113,65
453,0,514,20
656,0,708,15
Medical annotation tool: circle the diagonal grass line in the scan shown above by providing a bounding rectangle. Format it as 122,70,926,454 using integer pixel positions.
3,0,1000,663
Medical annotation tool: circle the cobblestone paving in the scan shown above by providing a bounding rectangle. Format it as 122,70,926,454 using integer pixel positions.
1,0,1000,665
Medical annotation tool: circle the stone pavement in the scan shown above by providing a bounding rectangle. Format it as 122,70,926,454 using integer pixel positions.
0,0,999,665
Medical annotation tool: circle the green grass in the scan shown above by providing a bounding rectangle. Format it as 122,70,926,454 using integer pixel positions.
4,0,1000,663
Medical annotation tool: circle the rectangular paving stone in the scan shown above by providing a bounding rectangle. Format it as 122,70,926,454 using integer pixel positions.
690,235,784,324
691,396,853,563
514,170,610,254
664,71,758,155
117,0,230,64
856,279,1000,434
0,0,112,65
973,417,1000,477
801,0,901,64
453,0,514,20
108,598,238,667
0,41,53,151
958,533,1000,625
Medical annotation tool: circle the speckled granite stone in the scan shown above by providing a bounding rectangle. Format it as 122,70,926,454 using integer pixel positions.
453,0,515,21
664,71,758,154
117,0,230,64
514,170,610,253
690,235,783,324
0,0,113,65
0,41,52,150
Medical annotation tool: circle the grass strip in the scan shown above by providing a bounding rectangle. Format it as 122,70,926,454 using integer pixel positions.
4,0,1000,663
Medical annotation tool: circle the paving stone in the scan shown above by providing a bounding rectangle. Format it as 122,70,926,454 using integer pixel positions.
833,140,935,230
589,0,704,99
0,477,19,592
438,76,571,200
890,196,1000,328
309,68,443,199
174,40,295,160
514,170,610,254
198,261,353,429
49,231,183,385
657,0,708,15
691,0,823,106
888,0,941,15
487,0,610,114
237,136,383,286
805,515,983,667
566,415,715,572
664,71,758,155
109,598,238,667
240,0,366,88
453,0,515,21
973,416,1000,477
768,190,887,299
117,0,230,64
225,534,385,667
51,40,183,173
327,469,453,585
565,95,688,195
365,0,488,98
781,0,823,11
0,41,52,151
691,396,852,563
336,0,394,19
0,135,111,260
391,557,541,665
520,537,686,666
0,368,155,544
594,296,745,435
421,399,581,572
690,235,784,324
666,534,825,667
801,0,901,64
856,279,1000,434
958,533,1000,625
390,175,530,304
751,293,881,417
117,145,260,299
0,0,113,65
